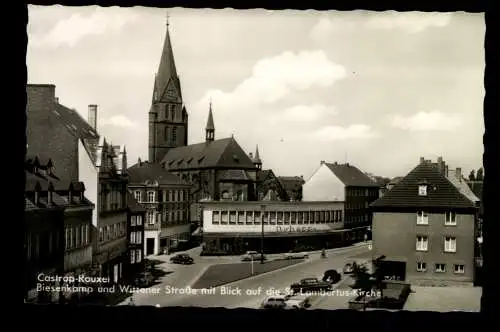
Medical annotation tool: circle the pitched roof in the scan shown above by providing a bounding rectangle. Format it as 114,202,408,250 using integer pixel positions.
257,169,274,183
447,171,480,204
53,104,99,140
160,137,256,171
127,191,146,213
206,104,215,130
278,176,305,191
253,145,262,164
371,162,476,209
218,170,250,181
467,181,483,201
325,162,379,187
128,161,189,186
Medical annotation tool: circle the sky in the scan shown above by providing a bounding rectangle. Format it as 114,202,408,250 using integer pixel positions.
27,6,485,179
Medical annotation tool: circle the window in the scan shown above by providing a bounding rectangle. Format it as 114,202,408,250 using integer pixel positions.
131,216,137,226
136,215,143,225
444,237,456,253
435,263,446,273
221,211,229,224
416,211,428,225
130,251,135,264
416,235,428,251
147,191,156,202
180,190,184,201
130,232,136,244
136,231,142,244
277,212,284,224
291,212,297,224
453,264,465,274
75,227,80,246
136,249,142,263
65,228,70,249
164,127,169,141
445,212,457,225
229,211,237,224
172,126,177,143
416,262,427,272
99,227,104,242
212,211,220,224
148,212,155,225
418,185,427,196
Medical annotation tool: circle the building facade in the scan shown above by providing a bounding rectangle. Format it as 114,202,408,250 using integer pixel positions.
25,156,94,303
199,201,345,254
125,192,146,279
128,161,192,256
148,20,188,164
302,161,379,242
27,84,129,284
370,157,478,286
160,104,259,202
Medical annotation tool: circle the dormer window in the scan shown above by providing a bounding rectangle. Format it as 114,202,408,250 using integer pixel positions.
418,184,428,196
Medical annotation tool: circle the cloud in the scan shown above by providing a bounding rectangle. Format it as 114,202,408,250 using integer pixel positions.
200,50,346,107
312,124,379,142
100,115,137,128
29,7,139,47
309,11,452,43
365,11,452,33
390,110,463,131
280,104,338,122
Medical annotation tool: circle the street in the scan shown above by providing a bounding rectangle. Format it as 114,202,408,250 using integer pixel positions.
125,243,371,309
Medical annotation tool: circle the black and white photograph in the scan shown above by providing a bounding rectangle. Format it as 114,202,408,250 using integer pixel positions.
25,6,484,312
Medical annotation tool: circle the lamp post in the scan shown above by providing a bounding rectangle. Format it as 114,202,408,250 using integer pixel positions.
260,204,266,264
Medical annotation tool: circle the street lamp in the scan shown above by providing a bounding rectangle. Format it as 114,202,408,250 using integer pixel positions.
260,204,266,264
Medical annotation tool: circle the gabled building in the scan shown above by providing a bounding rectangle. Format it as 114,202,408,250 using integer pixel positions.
370,157,478,286
24,156,93,303
128,160,192,256
27,84,129,284
302,161,379,242
160,103,259,202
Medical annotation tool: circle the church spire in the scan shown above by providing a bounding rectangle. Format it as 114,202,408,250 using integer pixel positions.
253,145,262,169
205,99,215,142
154,12,180,102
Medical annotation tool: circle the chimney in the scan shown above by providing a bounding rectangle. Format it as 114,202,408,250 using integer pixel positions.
320,160,325,165
420,157,425,164
34,181,41,205
249,152,253,159
456,168,462,182
55,97,59,103
445,165,449,177
68,184,73,203
88,104,98,130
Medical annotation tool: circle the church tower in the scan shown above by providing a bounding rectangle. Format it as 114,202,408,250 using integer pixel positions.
148,14,189,164
252,145,262,170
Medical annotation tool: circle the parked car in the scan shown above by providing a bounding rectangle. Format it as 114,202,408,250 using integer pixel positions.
322,269,341,284
170,253,194,264
241,251,267,262
134,272,155,287
284,293,312,309
260,295,287,310
290,277,333,294
284,250,309,260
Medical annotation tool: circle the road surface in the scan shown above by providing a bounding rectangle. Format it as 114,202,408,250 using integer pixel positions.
128,244,371,308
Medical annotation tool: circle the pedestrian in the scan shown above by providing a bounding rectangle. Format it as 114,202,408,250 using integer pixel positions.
364,233,368,242
129,297,135,306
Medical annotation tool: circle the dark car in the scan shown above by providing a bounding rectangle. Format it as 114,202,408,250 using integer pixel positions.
134,272,155,287
170,253,194,265
322,269,341,284
290,277,332,294
260,296,287,310
241,251,267,262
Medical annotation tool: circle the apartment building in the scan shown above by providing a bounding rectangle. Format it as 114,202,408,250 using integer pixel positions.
370,157,478,285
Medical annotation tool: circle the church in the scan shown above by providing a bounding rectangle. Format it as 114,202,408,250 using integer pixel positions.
148,19,260,202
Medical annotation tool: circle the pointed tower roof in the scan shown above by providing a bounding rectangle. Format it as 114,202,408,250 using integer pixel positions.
253,145,262,164
155,14,181,101
206,100,215,131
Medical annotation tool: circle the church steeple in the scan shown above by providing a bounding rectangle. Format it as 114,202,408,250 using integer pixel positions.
253,145,262,169
148,14,188,164
153,12,181,103
205,99,215,142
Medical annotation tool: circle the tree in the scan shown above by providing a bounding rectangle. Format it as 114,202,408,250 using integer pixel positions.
476,168,484,181
469,170,476,181
350,263,372,311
